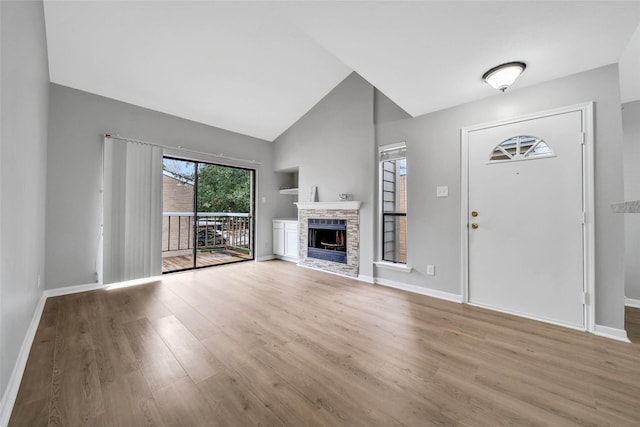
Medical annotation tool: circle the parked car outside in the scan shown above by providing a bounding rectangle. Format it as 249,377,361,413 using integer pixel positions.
197,227,226,247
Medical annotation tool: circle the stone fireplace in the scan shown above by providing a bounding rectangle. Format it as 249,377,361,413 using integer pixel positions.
296,201,361,277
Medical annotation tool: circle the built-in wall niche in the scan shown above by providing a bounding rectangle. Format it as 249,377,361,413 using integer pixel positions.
279,169,299,196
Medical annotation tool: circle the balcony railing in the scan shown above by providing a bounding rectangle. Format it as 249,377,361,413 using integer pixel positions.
162,212,252,256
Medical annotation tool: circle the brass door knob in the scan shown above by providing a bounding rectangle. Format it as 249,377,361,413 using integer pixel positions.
471,223,479,229
471,211,478,217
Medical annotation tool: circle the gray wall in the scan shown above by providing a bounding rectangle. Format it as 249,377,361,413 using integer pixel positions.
623,100,640,300
376,64,626,329
46,84,290,289
0,0,49,397
273,73,376,278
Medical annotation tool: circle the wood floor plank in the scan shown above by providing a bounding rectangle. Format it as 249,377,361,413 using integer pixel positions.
8,397,49,427
213,350,343,427
90,314,138,386
9,260,640,426
150,315,219,383
100,370,166,427
249,345,381,427
122,318,188,391
171,308,221,341
197,371,284,426
149,285,194,316
48,331,104,427
152,376,220,427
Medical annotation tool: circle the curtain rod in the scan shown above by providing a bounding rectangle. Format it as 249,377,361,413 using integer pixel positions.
104,133,262,166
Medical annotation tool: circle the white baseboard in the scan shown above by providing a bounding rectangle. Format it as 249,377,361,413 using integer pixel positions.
43,282,105,298
625,297,640,308
256,255,275,262
375,277,463,303
594,324,631,343
357,274,375,284
273,255,299,263
467,301,586,332
0,293,47,427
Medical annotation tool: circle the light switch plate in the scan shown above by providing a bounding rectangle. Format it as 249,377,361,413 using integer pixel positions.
427,264,435,275
436,186,449,198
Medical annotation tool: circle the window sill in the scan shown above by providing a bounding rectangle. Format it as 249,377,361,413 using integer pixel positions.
374,261,412,273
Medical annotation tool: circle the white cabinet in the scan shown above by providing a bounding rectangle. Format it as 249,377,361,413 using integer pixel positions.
284,223,298,258
273,219,298,261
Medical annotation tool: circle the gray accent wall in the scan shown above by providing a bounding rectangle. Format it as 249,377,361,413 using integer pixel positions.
376,64,626,329
623,100,640,300
274,73,376,278
46,84,290,289
0,0,50,397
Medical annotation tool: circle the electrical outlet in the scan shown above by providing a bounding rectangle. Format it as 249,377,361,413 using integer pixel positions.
426,264,435,276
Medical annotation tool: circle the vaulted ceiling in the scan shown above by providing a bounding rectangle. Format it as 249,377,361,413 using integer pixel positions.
43,1,640,142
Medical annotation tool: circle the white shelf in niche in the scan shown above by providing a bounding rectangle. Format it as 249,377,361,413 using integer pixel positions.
279,188,299,196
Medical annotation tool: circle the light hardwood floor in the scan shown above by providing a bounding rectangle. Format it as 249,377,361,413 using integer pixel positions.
9,260,640,426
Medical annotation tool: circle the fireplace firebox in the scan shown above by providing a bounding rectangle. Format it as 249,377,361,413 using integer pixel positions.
307,218,347,264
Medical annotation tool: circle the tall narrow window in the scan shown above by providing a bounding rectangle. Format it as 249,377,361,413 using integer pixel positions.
380,143,407,264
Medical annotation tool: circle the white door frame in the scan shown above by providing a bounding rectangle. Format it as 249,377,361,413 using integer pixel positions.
460,102,595,332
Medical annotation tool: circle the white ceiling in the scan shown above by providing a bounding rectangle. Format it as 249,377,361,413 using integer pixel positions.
43,1,640,142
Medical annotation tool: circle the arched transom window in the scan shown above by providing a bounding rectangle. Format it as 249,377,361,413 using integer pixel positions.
489,135,554,162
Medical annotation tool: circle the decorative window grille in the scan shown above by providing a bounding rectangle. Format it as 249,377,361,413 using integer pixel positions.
489,135,554,162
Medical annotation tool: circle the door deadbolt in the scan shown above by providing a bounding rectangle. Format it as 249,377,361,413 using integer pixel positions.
471,223,479,229
471,211,478,217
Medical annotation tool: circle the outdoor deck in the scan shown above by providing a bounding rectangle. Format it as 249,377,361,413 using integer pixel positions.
162,212,252,272
162,249,252,272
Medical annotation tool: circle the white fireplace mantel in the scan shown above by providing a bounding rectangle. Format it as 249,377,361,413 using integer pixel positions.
295,201,362,210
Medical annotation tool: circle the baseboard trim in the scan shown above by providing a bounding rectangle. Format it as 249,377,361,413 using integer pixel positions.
0,293,47,427
375,278,463,303
256,255,275,262
467,301,586,332
43,282,105,298
357,274,375,284
273,255,299,263
594,324,631,343
625,297,640,308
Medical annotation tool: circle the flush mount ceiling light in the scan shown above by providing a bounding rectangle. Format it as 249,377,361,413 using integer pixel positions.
482,61,527,92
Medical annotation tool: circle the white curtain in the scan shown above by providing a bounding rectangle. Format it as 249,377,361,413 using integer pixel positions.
103,137,163,284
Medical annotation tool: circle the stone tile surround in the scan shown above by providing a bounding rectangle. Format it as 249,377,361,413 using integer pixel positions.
298,208,360,277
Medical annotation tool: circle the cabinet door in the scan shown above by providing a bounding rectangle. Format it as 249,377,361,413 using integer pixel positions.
284,223,298,259
273,223,285,255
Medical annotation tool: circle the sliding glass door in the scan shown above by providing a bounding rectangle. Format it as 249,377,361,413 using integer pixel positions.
162,157,254,273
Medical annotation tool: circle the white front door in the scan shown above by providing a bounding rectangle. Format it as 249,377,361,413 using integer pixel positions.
466,109,586,329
